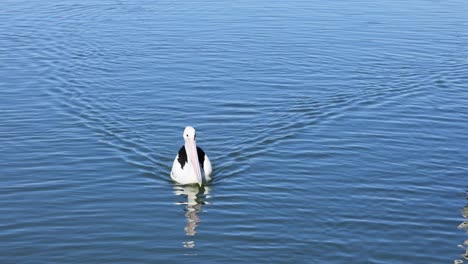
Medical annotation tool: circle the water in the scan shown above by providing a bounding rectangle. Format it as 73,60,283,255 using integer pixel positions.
1,0,468,263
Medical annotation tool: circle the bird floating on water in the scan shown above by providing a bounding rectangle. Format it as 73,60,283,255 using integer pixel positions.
171,126,212,186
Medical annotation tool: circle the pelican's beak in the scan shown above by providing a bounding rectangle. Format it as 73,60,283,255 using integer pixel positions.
186,139,202,187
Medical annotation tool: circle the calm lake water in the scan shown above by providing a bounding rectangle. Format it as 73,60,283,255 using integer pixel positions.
1,0,468,263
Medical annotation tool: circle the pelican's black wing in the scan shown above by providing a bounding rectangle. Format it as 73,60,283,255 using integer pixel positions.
177,146,206,169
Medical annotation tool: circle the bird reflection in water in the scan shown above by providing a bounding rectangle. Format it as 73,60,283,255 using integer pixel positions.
173,184,211,248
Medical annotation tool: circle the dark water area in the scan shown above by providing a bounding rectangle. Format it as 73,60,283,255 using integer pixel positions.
1,0,468,263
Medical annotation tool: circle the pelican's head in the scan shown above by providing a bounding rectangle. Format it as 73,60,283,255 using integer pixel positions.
183,126,202,187
183,126,196,142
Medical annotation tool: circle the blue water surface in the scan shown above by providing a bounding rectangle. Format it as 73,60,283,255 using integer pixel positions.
1,1,468,263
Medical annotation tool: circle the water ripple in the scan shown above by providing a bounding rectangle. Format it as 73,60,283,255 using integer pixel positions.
2,1,468,263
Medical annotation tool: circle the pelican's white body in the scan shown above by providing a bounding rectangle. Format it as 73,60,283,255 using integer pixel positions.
171,153,212,185
171,127,212,186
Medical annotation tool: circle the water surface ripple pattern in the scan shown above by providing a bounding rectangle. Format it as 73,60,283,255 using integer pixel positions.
1,0,468,263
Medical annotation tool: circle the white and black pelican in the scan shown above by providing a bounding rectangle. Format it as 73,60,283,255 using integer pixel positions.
171,126,212,186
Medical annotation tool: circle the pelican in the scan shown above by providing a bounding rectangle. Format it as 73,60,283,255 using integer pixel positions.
171,126,212,186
